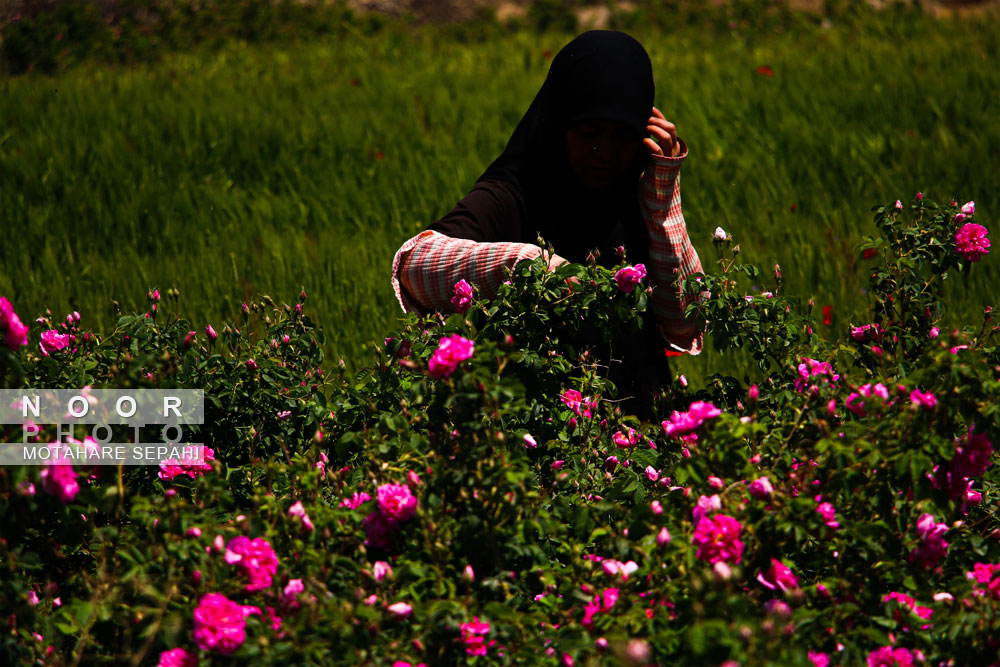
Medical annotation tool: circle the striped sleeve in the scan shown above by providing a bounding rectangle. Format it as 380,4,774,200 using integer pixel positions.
391,230,543,315
638,139,705,355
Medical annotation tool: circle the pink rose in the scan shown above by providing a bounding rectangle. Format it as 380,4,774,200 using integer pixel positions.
613,264,647,293
909,389,937,410
0,297,30,350
954,222,990,262
159,447,214,482
867,646,915,667
377,483,418,522
427,334,474,379
192,593,260,655
287,501,314,532
691,514,744,564
39,329,70,356
757,559,799,592
816,501,839,530
910,513,948,569
459,617,493,656
205,324,218,342
224,536,279,592
661,401,722,439
339,491,371,509
748,476,774,499
40,457,79,505
157,647,198,667
450,279,474,313
809,651,830,667
961,200,975,216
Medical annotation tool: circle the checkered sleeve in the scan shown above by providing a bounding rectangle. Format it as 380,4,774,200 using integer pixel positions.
638,139,705,355
391,230,543,315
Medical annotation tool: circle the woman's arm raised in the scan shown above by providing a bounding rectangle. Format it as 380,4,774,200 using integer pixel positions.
640,109,705,354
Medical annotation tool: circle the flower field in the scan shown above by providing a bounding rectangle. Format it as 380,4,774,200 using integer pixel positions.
1,5,998,384
1,192,998,665
2,3,1000,665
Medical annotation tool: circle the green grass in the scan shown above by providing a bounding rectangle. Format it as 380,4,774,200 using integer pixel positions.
1,10,998,383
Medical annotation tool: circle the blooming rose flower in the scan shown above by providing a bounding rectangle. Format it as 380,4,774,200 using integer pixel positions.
867,646,915,667
662,401,722,439
459,617,493,656
613,264,647,293
966,562,1000,599
377,483,418,522
601,559,639,580
961,201,975,216
40,457,79,505
910,513,948,569
0,297,30,350
560,389,594,418
909,389,937,410
691,514,744,564
748,476,774,499
954,222,990,262
157,647,197,667
427,334,474,379
224,537,279,592
794,358,839,393
581,588,619,629
757,559,799,592
287,501,314,532
192,593,260,655
850,323,885,342
340,491,371,509
809,651,830,667
450,279,474,313
281,579,304,607
692,494,722,525
159,447,215,482
816,501,839,530
39,329,70,357
612,428,639,448
883,592,933,621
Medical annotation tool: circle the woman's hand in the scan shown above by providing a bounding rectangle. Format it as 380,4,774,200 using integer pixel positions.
644,106,681,158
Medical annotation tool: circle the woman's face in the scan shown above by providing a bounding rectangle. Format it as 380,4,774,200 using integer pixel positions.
565,119,643,191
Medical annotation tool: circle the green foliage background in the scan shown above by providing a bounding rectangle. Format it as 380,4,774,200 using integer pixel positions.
1,3,998,385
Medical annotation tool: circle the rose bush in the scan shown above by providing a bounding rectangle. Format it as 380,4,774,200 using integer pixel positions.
0,196,996,665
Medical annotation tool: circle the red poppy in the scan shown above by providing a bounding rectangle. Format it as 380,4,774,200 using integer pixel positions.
862,248,877,259
822,305,832,326
755,65,775,78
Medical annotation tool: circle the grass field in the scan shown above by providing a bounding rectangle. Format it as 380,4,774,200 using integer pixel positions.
1,8,998,383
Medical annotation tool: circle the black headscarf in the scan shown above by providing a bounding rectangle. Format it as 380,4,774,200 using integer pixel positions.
477,30,655,267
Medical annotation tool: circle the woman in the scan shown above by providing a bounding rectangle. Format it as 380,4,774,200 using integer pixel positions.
391,30,703,412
